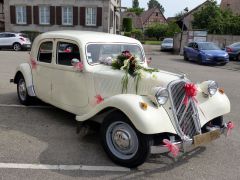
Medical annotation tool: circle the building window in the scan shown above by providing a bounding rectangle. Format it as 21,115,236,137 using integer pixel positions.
86,7,96,26
16,6,26,24
156,12,158,16
62,6,73,25
39,6,50,25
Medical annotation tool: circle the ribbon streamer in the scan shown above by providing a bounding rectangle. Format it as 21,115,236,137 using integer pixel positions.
163,139,179,157
30,59,37,69
95,94,104,105
74,62,84,71
183,83,198,106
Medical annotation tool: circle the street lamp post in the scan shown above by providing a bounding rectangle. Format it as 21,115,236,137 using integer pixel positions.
179,7,189,54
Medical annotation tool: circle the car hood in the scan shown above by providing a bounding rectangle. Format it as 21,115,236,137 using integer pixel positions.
92,65,181,98
201,50,228,56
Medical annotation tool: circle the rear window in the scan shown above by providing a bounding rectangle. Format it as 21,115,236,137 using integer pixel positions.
19,33,28,38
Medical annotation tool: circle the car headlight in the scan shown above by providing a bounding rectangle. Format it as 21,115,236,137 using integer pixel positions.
155,88,169,105
208,81,218,96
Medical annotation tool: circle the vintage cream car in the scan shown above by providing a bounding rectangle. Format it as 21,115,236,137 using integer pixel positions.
12,31,232,168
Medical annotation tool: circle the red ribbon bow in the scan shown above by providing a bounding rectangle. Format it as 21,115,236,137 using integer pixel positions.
95,94,104,104
163,139,179,157
183,83,198,106
227,121,234,136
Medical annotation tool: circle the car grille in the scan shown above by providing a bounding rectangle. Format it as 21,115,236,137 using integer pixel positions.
169,80,200,138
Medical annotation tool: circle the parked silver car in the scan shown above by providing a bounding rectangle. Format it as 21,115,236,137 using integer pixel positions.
0,32,31,51
161,38,173,51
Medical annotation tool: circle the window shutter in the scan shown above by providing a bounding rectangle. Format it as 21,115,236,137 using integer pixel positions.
73,6,78,26
97,7,102,27
80,7,85,26
33,6,39,24
10,6,16,24
26,6,32,24
50,6,55,25
56,6,62,25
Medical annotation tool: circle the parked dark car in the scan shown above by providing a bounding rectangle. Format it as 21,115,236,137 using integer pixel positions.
183,42,229,65
225,42,240,61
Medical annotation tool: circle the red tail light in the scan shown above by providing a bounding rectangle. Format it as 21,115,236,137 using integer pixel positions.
19,37,25,41
226,47,232,52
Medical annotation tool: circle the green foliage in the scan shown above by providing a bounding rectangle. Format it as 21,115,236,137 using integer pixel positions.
124,32,131,37
192,0,240,35
165,21,181,37
147,0,165,13
122,18,133,32
127,7,144,16
131,29,143,40
144,23,168,40
20,31,41,42
133,0,139,8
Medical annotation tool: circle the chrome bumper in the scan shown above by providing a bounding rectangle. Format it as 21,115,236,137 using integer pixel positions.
151,124,228,154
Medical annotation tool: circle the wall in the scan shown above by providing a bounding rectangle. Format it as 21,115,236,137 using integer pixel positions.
4,0,120,33
173,32,240,54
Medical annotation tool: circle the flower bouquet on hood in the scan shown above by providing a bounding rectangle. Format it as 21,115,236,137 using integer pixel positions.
111,50,158,93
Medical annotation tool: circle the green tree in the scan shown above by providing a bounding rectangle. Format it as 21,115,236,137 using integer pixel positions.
131,29,143,40
147,0,165,14
122,18,133,32
132,0,139,8
165,21,181,37
127,7,144,16
144,23,168,40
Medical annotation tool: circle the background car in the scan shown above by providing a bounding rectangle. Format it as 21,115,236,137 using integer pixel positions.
183,42,229,65
161,38,173,51
0,32,31,51
225,42,240,61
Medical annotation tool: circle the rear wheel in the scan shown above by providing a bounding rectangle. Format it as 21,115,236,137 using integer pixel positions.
13,43,21,51
197,55,203,65
101,111,153,168
237,53,240,61
17,75,31,105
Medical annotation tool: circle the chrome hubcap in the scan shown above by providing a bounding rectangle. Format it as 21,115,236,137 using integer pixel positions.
14,44,20,51
18,79,27,101
106,121,139,160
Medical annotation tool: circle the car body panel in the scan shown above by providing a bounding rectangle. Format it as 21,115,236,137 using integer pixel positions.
13,31,231,135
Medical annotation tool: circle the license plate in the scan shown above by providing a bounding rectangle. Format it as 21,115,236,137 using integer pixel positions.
194,129,221,147
26,45,30,47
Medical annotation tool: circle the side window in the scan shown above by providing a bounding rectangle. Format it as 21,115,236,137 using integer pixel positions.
38,41,53,63
188,43,193,48
57,42,80,66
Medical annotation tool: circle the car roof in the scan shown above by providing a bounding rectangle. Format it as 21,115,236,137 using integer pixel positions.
36,31,141,45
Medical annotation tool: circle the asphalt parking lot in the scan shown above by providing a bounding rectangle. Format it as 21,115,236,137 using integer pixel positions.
0,50,240,179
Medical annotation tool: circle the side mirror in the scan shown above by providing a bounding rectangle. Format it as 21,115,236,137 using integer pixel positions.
147,57,152,64
71,58,80,66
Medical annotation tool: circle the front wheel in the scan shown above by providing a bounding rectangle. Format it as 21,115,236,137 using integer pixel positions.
183,52,189,61
101,112,153,168
17,75,31,105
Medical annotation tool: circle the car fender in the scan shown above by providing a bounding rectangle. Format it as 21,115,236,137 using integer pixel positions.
76,94,176,135
14,63,36,97
196,91,230,126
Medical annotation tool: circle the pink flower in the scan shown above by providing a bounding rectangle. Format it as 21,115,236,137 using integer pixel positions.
30,58,37,69
74,62,84,71
163,139,180,157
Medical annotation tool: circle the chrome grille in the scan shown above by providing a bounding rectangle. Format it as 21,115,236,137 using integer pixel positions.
169,80,200,138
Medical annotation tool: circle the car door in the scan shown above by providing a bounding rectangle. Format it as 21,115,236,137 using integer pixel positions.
0,33,9,46
51,40,88,114
192,42,200,61
186,42,194,60
32,40,53,103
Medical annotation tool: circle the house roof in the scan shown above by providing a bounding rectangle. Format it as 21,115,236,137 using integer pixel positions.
141,7,166,24
220,0,240,14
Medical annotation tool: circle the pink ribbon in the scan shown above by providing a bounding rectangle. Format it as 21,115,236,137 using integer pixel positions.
227,121,234,136
183,83,198,106
74,62,84,71
95,94,104,104
30,58,37,69
163,139,179,157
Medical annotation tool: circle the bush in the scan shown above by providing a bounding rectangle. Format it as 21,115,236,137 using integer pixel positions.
131,29,143,40
124,32,131,37
20,31,42,42
122,18,133,32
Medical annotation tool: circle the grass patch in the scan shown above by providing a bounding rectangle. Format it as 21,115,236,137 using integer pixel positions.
144,41,161,45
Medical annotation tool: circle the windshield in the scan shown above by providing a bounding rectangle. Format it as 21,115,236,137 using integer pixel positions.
86,43,144,64
163,39,173,43
199,43,221,50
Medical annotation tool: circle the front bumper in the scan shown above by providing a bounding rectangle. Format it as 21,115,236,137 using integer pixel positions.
150,123,228,154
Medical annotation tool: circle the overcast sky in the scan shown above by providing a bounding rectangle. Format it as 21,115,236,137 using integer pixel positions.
122,0,222,18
